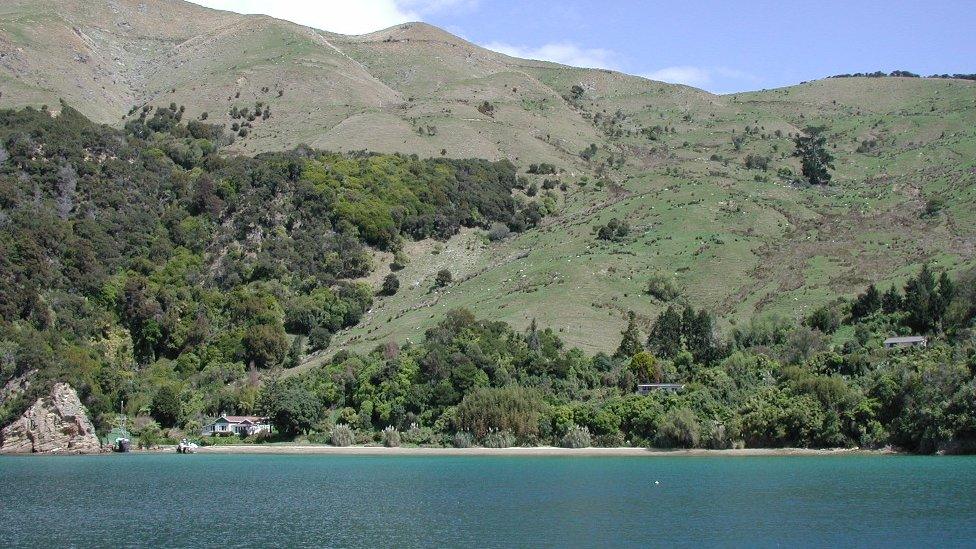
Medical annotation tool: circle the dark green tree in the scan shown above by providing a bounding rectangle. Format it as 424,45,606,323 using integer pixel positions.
793,130,834,185
267,386,320,436
934,272,955,323
435,269,453,287
903,265,938,332
685,309,717,364
381,273,400,296
526,318,541,351
882,285,902,314
806,305,840,334
648,306,683,358
285,335,304,369
614,311,644,359
850,284,881,320
150,385,181,428
243,323,288,369
308,326,332,352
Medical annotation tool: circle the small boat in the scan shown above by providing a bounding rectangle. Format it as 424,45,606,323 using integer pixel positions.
176,439,198,454
116,436,131,453
112,402,131,453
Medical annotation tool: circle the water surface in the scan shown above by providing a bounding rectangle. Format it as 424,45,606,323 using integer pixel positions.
1,454,974,547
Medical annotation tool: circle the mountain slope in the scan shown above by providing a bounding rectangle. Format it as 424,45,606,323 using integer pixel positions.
0,0,671,166
1,0,975,359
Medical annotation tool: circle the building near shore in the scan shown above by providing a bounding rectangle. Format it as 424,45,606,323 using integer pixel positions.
202,414,271,437
883,336,927,349
637,383,685,395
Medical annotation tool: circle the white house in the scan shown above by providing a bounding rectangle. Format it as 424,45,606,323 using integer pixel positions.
202,414,271,437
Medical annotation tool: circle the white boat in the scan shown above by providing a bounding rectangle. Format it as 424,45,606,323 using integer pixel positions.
176,439,198,454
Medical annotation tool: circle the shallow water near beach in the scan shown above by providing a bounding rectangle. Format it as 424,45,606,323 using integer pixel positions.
1,454,975,547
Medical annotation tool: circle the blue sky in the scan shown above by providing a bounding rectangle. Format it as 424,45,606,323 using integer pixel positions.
189,1,976,94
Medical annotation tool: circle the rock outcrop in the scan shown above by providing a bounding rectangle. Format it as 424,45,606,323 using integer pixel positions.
0,383,102,454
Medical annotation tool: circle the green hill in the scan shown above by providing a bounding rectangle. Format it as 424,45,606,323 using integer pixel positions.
2,0,974,359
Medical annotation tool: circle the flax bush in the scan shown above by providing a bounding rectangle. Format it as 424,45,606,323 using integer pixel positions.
452,432,474,448
482,429,516,448
381,426,401,447
560,424,592,448
330,424,355,447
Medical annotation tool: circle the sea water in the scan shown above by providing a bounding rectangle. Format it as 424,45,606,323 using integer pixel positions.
1,454,975,547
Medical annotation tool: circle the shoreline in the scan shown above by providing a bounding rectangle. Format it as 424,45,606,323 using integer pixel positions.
193,444,898,457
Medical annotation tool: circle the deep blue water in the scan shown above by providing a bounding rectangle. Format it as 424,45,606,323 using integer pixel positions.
1,454,975,547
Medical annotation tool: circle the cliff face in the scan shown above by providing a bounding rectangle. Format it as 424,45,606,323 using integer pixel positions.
0,383,102,454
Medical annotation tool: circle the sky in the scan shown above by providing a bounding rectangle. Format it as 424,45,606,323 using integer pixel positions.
188,0,976,94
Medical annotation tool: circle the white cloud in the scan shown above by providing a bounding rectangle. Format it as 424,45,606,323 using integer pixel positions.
642,66,759,92
187,0,472,35
483,41,618,70
642,66,713,88
399,0,479,12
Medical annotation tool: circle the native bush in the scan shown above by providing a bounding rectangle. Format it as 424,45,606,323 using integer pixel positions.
381,426,401,447
330,424,355,446
482,429,516,448
456,385,546,440
654,408,701,448
452,431,475,448
560,424,592,448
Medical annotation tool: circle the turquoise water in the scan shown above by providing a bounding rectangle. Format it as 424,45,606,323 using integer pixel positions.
1,454,975,547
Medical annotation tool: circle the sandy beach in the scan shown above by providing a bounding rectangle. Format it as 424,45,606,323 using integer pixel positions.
194,444,890,457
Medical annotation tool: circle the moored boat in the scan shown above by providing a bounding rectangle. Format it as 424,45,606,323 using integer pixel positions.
176,439,198,454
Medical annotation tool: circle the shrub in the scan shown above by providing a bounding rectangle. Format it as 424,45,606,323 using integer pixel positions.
483,429,516,448
596,218,629,241
435,269,453,287
655,408,701,448
744,154,770,171
477,101,495,116
456,385,546,439
330,424,355,446
645,274,681,302
594,432,627,448
923,198,944,218
452,432,474,448
390,251,408,271
308,326,332,352
805,305,840,334
136,421,163,450
381,273,400,296
381,426,401,447
487,222,511,242
560,424,592,448
402,423,436,445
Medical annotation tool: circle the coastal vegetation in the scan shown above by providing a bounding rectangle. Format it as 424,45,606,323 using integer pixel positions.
0,105,537,435
242,262,974,453
0,94,974,454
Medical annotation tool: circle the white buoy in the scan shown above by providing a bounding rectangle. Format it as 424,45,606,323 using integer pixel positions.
654,481,660,485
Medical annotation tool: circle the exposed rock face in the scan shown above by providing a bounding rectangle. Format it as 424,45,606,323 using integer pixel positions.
0,383,102,454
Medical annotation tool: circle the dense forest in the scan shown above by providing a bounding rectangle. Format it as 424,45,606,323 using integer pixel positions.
0,105,974,454
0,104,538,432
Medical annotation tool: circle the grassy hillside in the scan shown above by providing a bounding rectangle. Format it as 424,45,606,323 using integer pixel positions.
324,76,976,359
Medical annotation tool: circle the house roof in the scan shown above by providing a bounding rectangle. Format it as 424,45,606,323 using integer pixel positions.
216,415,269,424
884,336,927,344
